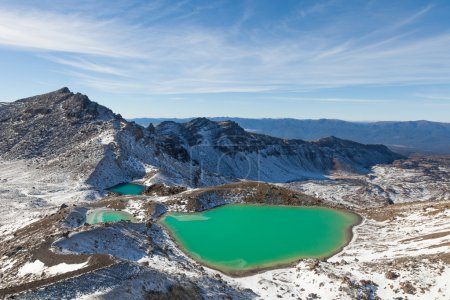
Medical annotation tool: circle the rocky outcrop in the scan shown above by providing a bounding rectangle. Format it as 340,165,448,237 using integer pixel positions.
144,184,187,196
133,117,450,154
154,118,403,182
0,88,221,188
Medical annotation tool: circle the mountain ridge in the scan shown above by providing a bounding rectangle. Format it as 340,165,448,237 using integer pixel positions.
0,88,403,189
132,117,450,154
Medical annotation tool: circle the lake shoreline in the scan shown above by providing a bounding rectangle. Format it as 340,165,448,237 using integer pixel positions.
86,208,138,224
159,204,362,277
106,182,145,195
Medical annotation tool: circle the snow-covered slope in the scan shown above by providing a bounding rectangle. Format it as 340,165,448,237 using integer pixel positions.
0,88,403,190
0,88,225,190
2,176,448,299
286,156,450,207
0,88,220,235
153,118,403,183
0,87,141,187
133,117,450,154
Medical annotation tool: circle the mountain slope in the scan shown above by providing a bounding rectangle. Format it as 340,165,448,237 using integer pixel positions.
0,88,402,189
0,87,116,183
0,88,220,189
152,118,403,182
133,117,450,154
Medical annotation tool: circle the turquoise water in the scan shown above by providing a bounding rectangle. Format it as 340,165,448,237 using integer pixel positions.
86,209,137,224
162,204,359,274
107,183,145,195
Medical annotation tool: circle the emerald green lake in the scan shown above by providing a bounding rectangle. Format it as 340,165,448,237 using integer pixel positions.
86,209,137,224
107,183,145,195
162,204,359,275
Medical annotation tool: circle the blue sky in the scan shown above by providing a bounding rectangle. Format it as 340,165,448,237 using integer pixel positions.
0,0,449,121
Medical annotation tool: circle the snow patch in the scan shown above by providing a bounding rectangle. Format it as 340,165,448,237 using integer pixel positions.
18,260,45,276
47,261,88,275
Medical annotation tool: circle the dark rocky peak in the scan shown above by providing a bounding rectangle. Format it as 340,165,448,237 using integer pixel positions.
314,136,404,166
177,118,219,145
15,87,73,107
158,120,182,127
62,93,99,120
12,87,118,123
152,121,192,161
58,87,71,93
0,88,128,159
154,117,293,150
156,118,248,140
183,118,249,142
217,120,247,136
155,121,185,136
147,123,155,134
184,117,217,131
313,136,362,148
314,136,392,151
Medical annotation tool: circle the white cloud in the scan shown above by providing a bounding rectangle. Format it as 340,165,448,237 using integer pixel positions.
0,9,144,58
415,94,450,101
43,55,128,76
0,3,449,95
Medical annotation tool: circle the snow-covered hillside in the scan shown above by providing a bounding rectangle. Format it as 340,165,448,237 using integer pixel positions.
0,88,228,190
0,88,402,190
286,156,450,207
1,172,448,299
2,88,447,300
153,118,403,183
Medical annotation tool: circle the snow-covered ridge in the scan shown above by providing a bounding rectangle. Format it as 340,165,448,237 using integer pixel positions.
287,155,450,207
0,87,403,190
133,117,450,154
153,117,403,183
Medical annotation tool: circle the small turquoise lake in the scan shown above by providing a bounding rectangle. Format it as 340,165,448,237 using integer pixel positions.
86,209,137,224
107,183,145,195
162,204,360,275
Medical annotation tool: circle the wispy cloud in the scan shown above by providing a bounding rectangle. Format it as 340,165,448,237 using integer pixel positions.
43,55,128,77
260,96,387,104
0,9,145,58
415,94,450,101
297,1,331,18
394,4,434,28
0,2,449,96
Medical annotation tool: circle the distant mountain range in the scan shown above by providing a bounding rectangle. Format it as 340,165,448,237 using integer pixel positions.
0,88,402,188
131,118,450,155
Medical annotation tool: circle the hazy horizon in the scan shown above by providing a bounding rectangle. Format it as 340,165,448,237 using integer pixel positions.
2,86,449,123
130,116,449,124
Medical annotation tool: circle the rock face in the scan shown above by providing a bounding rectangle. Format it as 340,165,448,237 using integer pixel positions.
154,118,403,182
133,117,450,154
144,184,187,196
0,88,118,185
1,88,111,158
0,88,403,188
0,88,216,188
